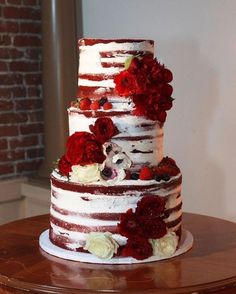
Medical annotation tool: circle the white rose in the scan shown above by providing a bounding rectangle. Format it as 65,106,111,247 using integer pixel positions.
69,163,100,183
151,232,179,257
84,232,119,259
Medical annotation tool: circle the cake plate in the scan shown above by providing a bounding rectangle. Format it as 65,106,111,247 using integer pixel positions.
39,228,193,264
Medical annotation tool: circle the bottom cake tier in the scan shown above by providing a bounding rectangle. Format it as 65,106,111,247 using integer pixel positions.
49,158,183,262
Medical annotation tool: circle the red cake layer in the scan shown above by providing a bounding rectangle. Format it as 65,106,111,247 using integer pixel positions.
51,174,182,195
78,38,154,46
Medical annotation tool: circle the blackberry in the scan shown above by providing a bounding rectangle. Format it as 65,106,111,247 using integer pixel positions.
155,174,162,182
99,97,108,106
131,173,139,180
162,174,170,181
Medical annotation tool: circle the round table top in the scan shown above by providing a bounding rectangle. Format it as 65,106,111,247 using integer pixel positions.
0,213,236,294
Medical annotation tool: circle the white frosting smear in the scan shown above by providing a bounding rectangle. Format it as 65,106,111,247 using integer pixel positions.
78,40,154,77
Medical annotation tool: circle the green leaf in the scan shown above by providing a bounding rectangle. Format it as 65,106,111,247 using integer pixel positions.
124,56,134,70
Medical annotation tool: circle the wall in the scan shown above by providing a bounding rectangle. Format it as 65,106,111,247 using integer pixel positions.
82,0,236,222
0,0,43,179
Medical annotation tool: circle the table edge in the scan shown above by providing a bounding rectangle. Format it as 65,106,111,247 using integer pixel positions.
1,273,236,294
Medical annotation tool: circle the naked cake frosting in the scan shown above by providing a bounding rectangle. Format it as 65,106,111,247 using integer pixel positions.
49,38,183,262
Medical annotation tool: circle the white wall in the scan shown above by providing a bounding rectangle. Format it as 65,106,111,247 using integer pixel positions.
81,0,236,222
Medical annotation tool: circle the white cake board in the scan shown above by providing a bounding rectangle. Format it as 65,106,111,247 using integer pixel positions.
39,229,193,264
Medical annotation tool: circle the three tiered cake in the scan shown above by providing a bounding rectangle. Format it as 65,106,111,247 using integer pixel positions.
40,39,192,264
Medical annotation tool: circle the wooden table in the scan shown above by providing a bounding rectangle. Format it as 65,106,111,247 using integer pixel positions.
0,213,236,294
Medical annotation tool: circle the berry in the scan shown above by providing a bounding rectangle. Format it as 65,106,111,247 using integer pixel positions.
79,98,91,110
154,174,162,182
99,97,108,106
139,166,154,180
103,102,112,110
90,100,100,110
162,174,170,182
131,173,139,180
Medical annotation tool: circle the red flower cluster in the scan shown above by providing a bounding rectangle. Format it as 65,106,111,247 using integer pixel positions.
58,117,119,176
58,132,106,176
89,117,118,143
114,55,174,123
118,195,167,260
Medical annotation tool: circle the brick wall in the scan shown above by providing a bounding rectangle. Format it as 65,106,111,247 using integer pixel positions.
0,0,43,179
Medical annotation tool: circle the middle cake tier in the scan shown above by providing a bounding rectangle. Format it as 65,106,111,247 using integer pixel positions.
68,109,164,168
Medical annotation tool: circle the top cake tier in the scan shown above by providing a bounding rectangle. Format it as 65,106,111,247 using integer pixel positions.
77,38,155,99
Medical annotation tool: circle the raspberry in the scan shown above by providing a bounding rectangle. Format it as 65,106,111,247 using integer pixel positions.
103,102,112,110
79,98,91,110
139,166,154,180
90,101,100,110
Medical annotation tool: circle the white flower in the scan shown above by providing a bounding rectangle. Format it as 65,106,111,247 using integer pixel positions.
69,163,100,183
151,232,179,257
111,152,132,169
101,142,132,185
103,142,122,157
100,168,126,186
84,232,119,259
104,151,132,170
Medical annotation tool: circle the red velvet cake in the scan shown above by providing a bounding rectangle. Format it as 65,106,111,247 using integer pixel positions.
49,38,184,263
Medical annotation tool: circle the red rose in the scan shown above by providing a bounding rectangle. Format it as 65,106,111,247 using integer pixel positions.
150,62,165,83
136,71,147,93
127,57,141,74
132,94,148,116
118,209,140,238
114,70,137,96
58,155,72,176
136,195,166,218
139,55,155,71
89,117,118,143
147,108,167,122
121,236,153,260
160,84,173,96
139,217,167,239
65,132,105,166
162,68,173,83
